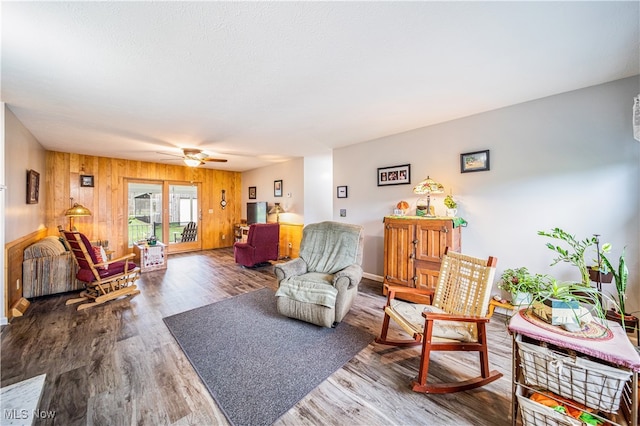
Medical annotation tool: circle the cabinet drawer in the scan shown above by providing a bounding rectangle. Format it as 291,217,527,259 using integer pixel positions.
415,263,440,291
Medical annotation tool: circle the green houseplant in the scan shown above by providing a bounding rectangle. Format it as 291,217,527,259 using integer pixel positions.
498,267,548,306
600,247,630,318
537,228,599,287
531,278,606,329
443,195,457,217
443,195,457,209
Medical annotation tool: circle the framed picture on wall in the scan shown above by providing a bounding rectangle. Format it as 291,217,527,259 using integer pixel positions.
248,186,256,199
80,175,95,187
274,180,283,197
460,150,490,173
377,164,411,186
26,169,40,204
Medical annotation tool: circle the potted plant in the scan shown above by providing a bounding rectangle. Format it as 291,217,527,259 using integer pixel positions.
498,267,547,306
531,278,606,329
588,264,614,284
588,238,614,284
443,195,457,217
538,228,599,287
600,246,635,329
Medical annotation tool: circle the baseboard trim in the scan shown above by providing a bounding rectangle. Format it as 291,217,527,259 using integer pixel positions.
363,272,383,282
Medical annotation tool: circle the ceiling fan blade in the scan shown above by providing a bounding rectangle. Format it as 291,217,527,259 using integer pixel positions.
156,151,185,159
202,158,228,163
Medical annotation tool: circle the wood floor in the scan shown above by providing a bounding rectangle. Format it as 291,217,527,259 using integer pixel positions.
1,248,514,426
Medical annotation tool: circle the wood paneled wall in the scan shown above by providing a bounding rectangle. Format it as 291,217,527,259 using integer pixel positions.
5,228,48,319
45,152,242,257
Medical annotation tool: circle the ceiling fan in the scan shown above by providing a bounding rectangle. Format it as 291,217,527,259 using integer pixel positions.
158,148,228,167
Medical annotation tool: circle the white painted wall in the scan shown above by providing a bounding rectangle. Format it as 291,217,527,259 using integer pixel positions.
1,104,6,324
4,105,47,242
334,76,640,312
3,105,47,323
303,153,333,225
241,157,304,225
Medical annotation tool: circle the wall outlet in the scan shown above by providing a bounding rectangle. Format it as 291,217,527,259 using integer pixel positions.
288,242,292,248
340,209,346,217
221,234,226,240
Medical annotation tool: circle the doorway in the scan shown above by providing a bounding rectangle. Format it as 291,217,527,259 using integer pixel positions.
127,180,202,253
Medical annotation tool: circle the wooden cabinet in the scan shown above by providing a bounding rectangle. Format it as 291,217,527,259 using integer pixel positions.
383,216,462,296
278,222,303,259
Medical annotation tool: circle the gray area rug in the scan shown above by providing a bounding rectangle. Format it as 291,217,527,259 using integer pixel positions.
163,288,374,426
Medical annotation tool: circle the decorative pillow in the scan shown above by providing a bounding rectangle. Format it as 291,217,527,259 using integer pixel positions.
92,246,108,270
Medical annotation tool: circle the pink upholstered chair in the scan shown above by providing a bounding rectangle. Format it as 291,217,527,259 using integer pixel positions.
234,223,280,268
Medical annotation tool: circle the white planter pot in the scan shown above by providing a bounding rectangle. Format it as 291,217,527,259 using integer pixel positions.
511,292,532,306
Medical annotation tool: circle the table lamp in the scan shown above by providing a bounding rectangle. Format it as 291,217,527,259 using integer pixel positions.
65,198,92,230
268,203,284,223
413,176,444,217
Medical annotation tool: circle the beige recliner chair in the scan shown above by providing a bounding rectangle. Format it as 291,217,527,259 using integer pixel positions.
274,221,364,328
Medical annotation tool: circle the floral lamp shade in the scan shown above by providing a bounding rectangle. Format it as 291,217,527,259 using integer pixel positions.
413,176,444,217
413,176,444,195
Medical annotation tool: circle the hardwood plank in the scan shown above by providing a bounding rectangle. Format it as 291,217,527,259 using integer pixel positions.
1,248,513,425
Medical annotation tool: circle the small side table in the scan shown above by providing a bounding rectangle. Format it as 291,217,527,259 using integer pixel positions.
488,298,516,317
133,242,167,272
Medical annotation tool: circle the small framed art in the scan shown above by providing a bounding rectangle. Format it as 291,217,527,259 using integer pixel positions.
274,180,283,197
248,186,256,199
26,169,40,204
460,150,490,173
377,164,411,186
80,175,95,187
337,186,348,198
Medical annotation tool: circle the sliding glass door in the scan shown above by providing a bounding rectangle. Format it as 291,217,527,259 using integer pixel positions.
127,180,201,252
128,181,163,246
168,183,200,250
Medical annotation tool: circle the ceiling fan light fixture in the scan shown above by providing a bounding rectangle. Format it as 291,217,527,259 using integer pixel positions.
183,158,201,167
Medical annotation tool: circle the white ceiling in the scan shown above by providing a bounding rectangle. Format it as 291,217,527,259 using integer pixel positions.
2,1,639,172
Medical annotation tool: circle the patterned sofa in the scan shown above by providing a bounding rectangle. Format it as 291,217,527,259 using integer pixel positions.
22,236,82,298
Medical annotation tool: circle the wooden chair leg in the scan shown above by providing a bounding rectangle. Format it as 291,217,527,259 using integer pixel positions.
375,311,422,347
411,321,503,394
412,320,434,391
375,312,392,343
66,295,89,306
477,322,491,378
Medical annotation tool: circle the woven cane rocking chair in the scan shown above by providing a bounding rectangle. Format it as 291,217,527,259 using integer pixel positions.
60,230,141,311
376,248,502,394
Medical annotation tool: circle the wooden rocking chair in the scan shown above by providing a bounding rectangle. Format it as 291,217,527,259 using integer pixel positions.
174,221,197,242
60,230,141,311
375,248,502,394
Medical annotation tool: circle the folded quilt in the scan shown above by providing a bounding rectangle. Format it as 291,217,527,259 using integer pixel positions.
276,275,338,308
299,222,362,274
